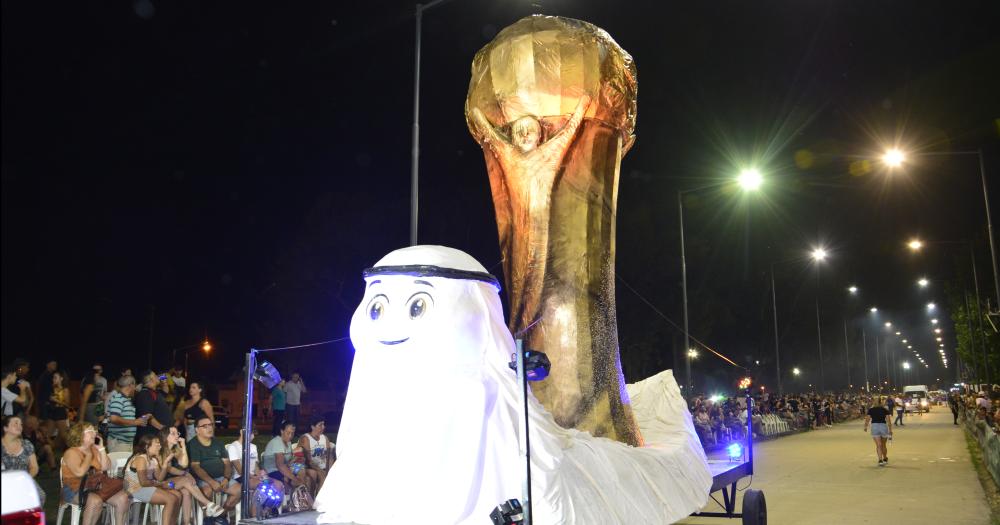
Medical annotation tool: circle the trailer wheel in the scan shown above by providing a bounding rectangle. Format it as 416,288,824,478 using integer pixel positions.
742,489,766,525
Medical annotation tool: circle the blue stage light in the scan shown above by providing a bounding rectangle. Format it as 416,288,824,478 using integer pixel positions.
727,442,742,459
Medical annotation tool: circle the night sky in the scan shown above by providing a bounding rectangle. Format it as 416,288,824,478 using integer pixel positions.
3,1,999,396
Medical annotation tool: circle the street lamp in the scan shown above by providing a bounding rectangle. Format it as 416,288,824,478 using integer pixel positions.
883,149,905,168
688,348,699,359
870,306,878,313
902,362,910,370
848,285,858,294
884,322,892,328
907,238,924,251
171,339,213,377
927,302,936,310
917,277,929,287
679,172,762,394
931,318,938,324
793,367,801,376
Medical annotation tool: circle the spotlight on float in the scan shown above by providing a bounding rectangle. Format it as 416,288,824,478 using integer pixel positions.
490,499,524,525
739,377,752,390
508,350,552,381
727,442,743,462
253,361,282,390
253,478,284,519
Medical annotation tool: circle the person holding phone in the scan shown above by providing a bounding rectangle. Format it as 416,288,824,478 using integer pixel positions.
61,423,130,525
864,397,893,466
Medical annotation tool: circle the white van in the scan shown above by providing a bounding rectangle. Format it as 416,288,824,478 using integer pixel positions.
903,385,930,413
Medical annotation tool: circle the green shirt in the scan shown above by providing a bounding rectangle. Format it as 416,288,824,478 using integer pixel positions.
188,437,228,479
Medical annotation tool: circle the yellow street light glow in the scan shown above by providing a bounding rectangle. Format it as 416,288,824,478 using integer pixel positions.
907,238,924,251
792,367,801,376
934,328,941,334
884,321,892,328
688,348,699,359
895,331,901,336
902,339,908,343
737,168,764,191
936,337,942,342
202,340,212,352
883,149,905,168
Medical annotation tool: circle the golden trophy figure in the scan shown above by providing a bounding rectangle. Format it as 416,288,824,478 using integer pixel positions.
466,15,642,446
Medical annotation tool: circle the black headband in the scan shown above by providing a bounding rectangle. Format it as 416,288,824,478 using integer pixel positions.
362,264,501,290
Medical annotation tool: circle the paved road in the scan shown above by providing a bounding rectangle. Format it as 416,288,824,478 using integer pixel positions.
675,408,990,524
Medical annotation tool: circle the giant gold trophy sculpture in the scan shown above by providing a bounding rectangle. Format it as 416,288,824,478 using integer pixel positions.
466,15,642,446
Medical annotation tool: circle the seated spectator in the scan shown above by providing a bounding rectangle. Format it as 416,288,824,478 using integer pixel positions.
22,415,56,471
262,421,312,493
124,434,182,525
61,422,129,525
298,416,334,492
2,415,46,504
158,426,224,522
188,417,241,513
1,365,29,417
228,428,279,517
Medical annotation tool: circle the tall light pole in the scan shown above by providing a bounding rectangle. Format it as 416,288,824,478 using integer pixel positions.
410,0,458,246
811,247,828,392
679,169,763,394
770,266,782,395
861,328,870,392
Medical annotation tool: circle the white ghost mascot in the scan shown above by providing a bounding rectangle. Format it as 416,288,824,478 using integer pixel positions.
316,246,712,525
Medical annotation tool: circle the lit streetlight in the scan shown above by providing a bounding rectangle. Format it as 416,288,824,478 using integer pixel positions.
884,321,892,328
927,302,936,310
907,238,924,251
931,318,938,324
883,148,905,168
793,368,801,376
870,306,878,313
811,247,828,261
848,285,858,294
737,168,764,191
917,277,929,287
687,348,699,359
902,362,911,370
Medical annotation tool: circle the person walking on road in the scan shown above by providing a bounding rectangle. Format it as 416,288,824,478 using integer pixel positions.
864,397,893,467
893,395,904,426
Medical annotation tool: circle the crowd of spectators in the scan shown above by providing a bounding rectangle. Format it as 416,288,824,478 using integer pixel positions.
1,358,331,523
687,391,874,448
952,386,1000,432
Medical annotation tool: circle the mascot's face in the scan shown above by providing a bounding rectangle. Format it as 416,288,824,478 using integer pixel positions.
349,274,491,376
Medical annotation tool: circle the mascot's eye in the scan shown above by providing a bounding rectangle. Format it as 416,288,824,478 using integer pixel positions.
407,293,433,320
367,296,388,321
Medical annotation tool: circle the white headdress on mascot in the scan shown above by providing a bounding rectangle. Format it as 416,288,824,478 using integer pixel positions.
316,246,711,525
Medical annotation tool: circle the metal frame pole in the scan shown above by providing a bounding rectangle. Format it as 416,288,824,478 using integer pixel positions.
843,319,851,388
240,350,257,519
971,245,990,383
679,192,692,395
515,339,533,524
815,267,825,393
409,4,424,246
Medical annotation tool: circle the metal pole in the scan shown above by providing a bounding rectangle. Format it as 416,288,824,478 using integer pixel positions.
965,291,981,383
240,350,257,519
884,336,890,389
515,339,533,524
978,150,1000,309
815,269,825,392
971,245,990,383
409,5,423,246
679,192,692,395
843,319,851,388
875,336,881,391
770,266,782,395
862,329,870,392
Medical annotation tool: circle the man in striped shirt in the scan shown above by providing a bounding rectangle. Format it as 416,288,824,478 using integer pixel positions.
106,375,147,453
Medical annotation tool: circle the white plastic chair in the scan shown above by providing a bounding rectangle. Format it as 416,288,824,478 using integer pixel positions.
56,459,119,525
108,452,131,478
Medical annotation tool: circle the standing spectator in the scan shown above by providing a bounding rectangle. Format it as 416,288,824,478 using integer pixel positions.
949,393,961,425
284,372,306,428
893,395,905,426
864,397,892,466
47,370,73,447
270,380,286,436
106,375,147,453
179,381,214,441
36,361,57,426
298,416,333,492
188,417,242,513
79,364,108,425
162,366,181,408
2,366,29,417
61,423,130,525
2,415,46,504
6,359,33,417
134,371,175,445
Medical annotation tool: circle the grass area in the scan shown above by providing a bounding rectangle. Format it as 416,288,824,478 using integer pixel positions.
963,427,1000,525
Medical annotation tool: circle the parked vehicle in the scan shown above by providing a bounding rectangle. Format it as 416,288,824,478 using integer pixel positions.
903,385,931,413
1,471,44,525
213,405,230,429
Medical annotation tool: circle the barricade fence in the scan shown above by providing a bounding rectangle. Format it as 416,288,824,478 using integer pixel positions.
964,415,1000,487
